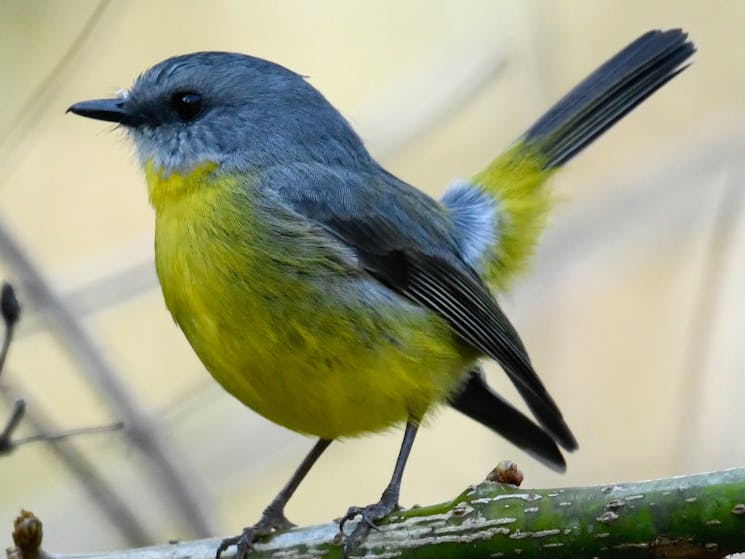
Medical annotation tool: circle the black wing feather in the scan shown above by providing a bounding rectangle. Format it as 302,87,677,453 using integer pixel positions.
329,216,577,451
264,164,576,452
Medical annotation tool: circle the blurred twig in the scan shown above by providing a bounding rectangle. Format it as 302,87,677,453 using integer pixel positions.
2,283,124,454
0,0,112,188
1,281,152,544
677,165,745,460
0,399,26,454
0,383,152,546
1,282,24,452
1,281,21,375
0,397,124,455
0,225,215,537
10,421,123,448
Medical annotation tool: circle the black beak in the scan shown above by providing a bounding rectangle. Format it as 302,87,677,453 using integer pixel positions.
67,98,141,126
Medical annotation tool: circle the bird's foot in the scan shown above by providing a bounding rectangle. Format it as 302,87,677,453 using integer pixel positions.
215,506,295,559
339,491,399,557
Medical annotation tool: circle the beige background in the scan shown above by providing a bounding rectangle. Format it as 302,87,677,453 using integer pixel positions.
1,0,744,552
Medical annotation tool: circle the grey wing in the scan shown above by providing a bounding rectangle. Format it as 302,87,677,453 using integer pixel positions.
260,163,577,451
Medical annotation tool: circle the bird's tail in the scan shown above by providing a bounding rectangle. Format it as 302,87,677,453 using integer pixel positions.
449,369,567,472
444,29,695,290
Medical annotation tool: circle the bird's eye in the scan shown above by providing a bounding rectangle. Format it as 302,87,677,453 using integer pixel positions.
170,91,203,121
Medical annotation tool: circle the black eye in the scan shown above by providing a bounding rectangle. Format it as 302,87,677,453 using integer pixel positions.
170,91,203,121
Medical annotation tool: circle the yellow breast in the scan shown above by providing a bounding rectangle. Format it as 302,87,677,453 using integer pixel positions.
146,160,473,439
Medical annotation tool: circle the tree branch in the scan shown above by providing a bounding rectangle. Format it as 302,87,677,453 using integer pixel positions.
35,467,745,559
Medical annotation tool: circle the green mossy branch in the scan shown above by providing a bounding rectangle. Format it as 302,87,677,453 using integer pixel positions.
26,467,745,559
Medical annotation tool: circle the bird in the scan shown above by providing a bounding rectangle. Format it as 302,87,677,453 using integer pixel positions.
68,29,695,557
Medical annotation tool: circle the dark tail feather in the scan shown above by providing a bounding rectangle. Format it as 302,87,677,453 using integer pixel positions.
449,369,569,472
524,29,695,169
485,302,578,452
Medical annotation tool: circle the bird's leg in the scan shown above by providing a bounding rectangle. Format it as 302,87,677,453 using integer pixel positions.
340,421,418,556
216,438,332,559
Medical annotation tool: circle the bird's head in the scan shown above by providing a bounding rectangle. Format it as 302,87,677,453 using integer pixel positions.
69,52,369,179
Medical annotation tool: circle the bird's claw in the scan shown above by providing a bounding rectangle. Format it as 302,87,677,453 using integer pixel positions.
215,528,254,559
340,506,381,532
339,500,398,557
215,508,295,559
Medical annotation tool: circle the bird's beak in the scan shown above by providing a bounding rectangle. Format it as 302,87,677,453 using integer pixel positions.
67,98,141,126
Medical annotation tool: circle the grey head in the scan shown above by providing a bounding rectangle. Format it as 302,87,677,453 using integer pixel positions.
69,52,372,175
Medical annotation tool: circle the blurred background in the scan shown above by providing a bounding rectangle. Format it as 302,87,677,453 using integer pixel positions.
1,0,744,553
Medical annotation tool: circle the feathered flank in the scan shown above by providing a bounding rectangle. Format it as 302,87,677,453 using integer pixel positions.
266,162,576,451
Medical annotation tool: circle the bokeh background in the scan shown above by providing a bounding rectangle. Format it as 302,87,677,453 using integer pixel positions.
1,0,744,553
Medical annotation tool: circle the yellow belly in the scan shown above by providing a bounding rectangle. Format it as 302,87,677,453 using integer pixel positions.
149,163,474,439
